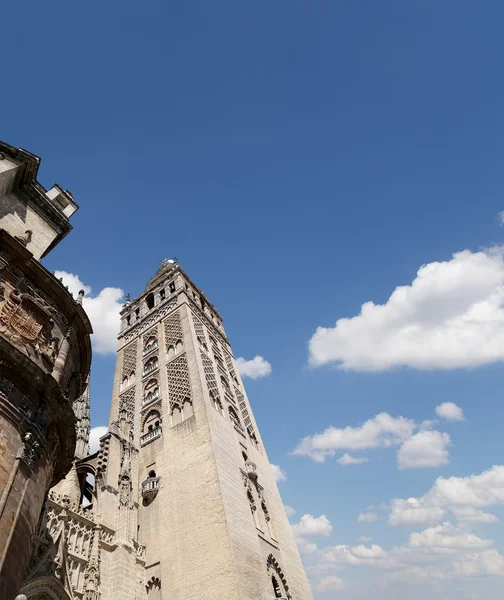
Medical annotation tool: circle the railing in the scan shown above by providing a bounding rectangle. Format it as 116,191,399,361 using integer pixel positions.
140,426,162,446
142,389,159,406
142,476,160,496
142,362,158,377
143,341,158,356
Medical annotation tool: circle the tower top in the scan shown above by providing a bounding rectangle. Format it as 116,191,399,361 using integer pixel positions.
0,140,79,259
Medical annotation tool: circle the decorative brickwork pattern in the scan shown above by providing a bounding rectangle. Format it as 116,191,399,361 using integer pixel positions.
192,313,208,348
201,351,220,401
122,299,178,342
163,311,183,351
166,354,191,410
224,351,238,384
118,389,136,425
235,388,254,432
122,341,138,379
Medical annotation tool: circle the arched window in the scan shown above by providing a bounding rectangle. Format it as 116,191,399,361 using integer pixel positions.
145,292,155,311
183,398,194,419
144,411,161,434
143,335,158,356
210,391,223,415
146,576,162,599
228,406,242,430
267,555,291,600
143,378,159,405
171,404,182,426
143,356,158,377
272,575,282,598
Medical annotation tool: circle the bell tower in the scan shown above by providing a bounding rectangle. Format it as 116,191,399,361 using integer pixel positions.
100,259,313,599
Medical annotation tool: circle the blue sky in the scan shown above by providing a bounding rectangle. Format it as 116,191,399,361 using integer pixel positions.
4,2,504,597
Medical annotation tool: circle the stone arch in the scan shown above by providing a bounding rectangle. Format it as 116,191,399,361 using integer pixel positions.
267,554,291,599
146,576,162,599
142,409,161,432
21,575,72,600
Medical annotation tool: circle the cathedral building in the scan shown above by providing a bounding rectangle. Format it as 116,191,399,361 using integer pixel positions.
0,141,314,600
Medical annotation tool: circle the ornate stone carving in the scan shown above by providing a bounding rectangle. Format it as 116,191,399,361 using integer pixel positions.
17,432,41,471
0,282,59,370
122,299,178,342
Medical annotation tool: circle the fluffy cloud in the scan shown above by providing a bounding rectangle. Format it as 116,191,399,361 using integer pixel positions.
397,430,451,470
284,505,296,518
88,426,108,454
358,512,378,523
451,506,499,525
454,549,504,577
292,514,333,539
389,498,446,527
308,247,504,371
435,402,466,421
55,271,124,354
388,465,504,526
337,453,368,465
408,522,492,551
317,575,346,591
293,413,415,463
235,355,272,379
271,464,287,482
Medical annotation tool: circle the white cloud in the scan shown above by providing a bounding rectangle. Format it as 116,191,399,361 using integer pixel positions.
271,464,287,482
435,402,466,422
408,522,493,551
308,247,504,371
359,536,373,543
389,465,504,526
292,514,333,539
284,505,296,518
293,412,416,463
337,452,368,465
397,430,451,470
358,512,378,523
88,426,108,454
498,211,504,226
451,506,499,525
235,355,272,379
389,498,446,527
454,549,504,577
55,271,124,355
316,575,346,591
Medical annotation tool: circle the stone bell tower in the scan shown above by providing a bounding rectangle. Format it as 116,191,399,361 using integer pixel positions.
99,259,313,599
0,141,92,599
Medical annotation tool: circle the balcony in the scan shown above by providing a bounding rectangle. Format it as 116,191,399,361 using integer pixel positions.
140,426,162,446
143,341,158,356
142,362,158,378
142,389,159,406
142,476,160,502
245,460,258,481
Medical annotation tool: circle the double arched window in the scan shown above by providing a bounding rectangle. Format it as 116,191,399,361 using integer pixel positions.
143,356,158,377
143,378,159,406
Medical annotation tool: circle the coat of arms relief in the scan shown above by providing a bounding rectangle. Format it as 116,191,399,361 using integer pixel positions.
0,280,60,371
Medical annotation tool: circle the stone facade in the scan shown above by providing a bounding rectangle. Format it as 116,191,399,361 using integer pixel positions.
0,141,92,600
1,143,313,599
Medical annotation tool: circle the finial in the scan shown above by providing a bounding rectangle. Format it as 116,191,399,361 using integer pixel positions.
125,293,131,307
76,289,85,305
14,230,32,247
